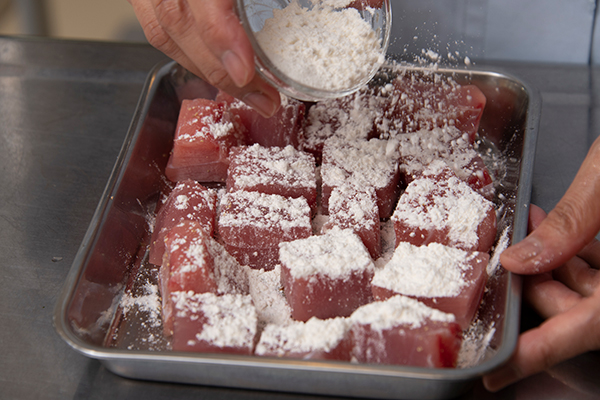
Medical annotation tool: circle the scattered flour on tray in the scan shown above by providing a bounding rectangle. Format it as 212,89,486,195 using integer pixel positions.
255,317,349,356
488,225,511,277
172,292,257,349
457,319,496,368
120,281,163,329
255,0,385,90
247,265,293,327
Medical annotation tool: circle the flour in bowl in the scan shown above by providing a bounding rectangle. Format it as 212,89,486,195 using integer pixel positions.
255,0,385,91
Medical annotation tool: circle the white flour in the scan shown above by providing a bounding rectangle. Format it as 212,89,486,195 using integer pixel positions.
391,160,494,249
327,184,378,230
219,191,311,231
372,242,480,298
246,266,293,326
255,0,385,91
255,317,349,356
178,108,235,142
228,144,316,191
120,281,162,329
350,295,456,330
487,225,510,277
321,137,399,190
172,292,257,348
457,319,496,368
279,227,374,279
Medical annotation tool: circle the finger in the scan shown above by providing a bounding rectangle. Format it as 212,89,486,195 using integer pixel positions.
186,0,255,88
523,273,583,318
150,0,228,85
552,256,599,297
498,203,545,271
523,205,599,305
527,204,547,233
500,137,600,275
576,238,600,269
483,290,600,392
130,0,205,79
151,0,280,116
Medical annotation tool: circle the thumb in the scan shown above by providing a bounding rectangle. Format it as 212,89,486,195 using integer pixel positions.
500,137,600,275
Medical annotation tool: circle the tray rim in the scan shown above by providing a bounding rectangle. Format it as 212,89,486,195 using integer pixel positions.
53,59,541,395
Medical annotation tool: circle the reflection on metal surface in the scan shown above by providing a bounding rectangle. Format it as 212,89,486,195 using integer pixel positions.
549,352,600,398
0,51,29,254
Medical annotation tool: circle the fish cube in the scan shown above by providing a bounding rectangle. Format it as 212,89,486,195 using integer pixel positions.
350,295,462,367
218,191,312,270
279,228,375,321
371,242,489,328
171,292,257,354
165,98,246,183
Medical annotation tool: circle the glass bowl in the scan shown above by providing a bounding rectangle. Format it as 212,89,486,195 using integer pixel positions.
235,0,392,102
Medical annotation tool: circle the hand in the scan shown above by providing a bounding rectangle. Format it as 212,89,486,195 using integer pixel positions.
128,0,281,117
483,135,600,391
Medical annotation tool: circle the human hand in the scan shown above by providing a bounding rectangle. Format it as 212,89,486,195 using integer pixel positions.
128,0,281,117
483,135,600,391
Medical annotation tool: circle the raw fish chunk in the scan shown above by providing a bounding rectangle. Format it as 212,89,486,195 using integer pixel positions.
377,73,486,142
162,222,217,295
371,242,489,328
448,85,487,141
171,291,257,354
463,154,494,200
165,98,246,183
148,179,217,266
301,72,486,154
255,317,351,360
321,138,400,218
391,160,496,252
350,295,462,368
217,91,305,149
162,221,249,294
395,127,494,198
218,191,312,270
348,0,385,9
227,144,317,210
322,185,380,259
279,228,375,321
302,91,379,162
161,221,249,335
221,244,282,273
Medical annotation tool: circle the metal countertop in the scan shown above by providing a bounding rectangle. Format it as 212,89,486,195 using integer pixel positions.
0,36,598,400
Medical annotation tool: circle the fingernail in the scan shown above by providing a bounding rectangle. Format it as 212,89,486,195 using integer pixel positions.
222,50,251,87
503,236,545,270
483,365,520,392
243,92,279,117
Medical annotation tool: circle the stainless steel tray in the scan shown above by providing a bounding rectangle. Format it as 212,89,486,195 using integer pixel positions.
54,60,540,400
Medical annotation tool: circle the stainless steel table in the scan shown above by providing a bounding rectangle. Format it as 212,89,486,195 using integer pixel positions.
0,36,598,400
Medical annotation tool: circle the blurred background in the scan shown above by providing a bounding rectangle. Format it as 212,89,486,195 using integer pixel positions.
1,0,599,65
0,0,146,42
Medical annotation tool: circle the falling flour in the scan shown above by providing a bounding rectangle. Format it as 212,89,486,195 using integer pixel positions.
255,0,385,91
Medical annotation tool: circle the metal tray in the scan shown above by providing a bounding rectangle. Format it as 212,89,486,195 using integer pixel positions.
54,60,540,400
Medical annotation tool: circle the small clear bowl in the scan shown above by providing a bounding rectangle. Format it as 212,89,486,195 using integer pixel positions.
235,0,392,102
